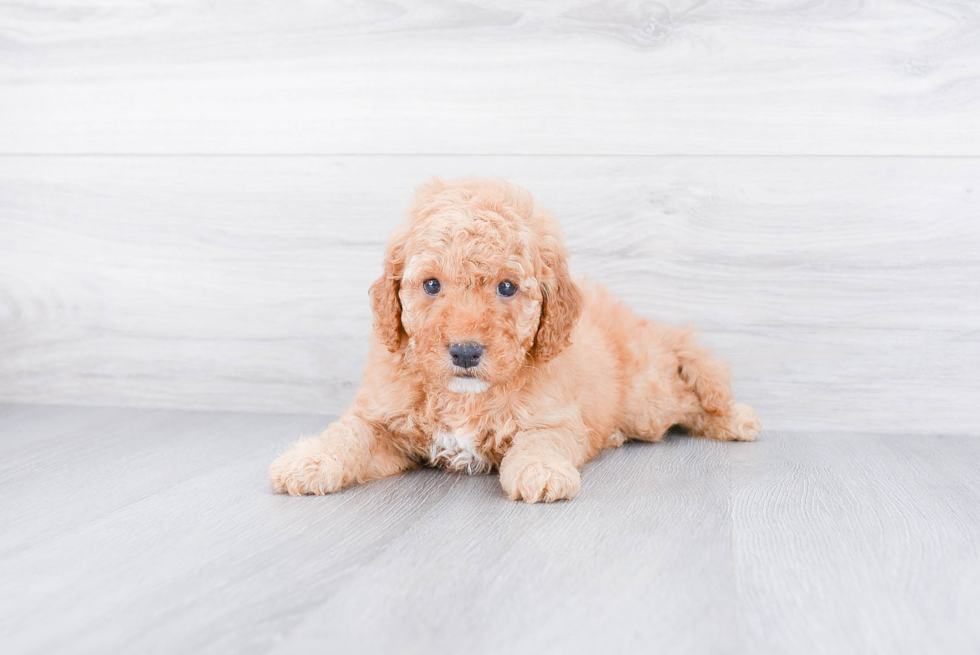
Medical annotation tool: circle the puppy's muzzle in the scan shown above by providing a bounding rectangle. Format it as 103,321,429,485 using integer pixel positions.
449,342,484,370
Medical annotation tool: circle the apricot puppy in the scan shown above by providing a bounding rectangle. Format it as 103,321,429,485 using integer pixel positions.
270,178,760,503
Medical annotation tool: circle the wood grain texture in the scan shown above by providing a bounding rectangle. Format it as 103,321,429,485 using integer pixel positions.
2,156,978,433
2,0,979,155
3,3,977,653
731,432,980,654
1,405,978,654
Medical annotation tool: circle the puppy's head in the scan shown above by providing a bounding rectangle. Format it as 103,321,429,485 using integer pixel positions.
369,177,582,394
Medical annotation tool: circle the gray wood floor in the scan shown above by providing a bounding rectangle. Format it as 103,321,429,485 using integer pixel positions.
1,404,978,655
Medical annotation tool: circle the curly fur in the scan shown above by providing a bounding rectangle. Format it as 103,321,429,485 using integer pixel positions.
270,177,761,503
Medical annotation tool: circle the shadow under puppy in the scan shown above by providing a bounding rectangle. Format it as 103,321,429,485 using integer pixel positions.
270,177,760,503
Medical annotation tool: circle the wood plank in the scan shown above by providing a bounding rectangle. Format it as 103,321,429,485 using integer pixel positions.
0,405,739,654
1,156,978,433
732,432,980,653
1,406,978,654
268,436,738,655
0,406,458,654
2,1,979,154
0,404,330,557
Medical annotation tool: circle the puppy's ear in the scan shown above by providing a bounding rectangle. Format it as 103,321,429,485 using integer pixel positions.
369,229,407,352
533,238,583,363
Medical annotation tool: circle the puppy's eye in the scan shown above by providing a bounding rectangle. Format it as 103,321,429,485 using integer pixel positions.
497,280,518,297
422,278,442,296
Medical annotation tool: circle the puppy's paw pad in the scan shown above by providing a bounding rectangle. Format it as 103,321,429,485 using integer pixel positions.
505,459,581,504
269,450,345,496
729,403,761,442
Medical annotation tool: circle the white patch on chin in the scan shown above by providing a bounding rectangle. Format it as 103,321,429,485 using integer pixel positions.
448,377,490,394
429,429,491,474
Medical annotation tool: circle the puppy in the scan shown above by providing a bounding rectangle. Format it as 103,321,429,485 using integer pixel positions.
270,178,760,503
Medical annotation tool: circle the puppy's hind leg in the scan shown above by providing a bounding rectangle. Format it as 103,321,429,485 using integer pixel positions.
674,333,733,416
683,401,761,442
674,332,761,442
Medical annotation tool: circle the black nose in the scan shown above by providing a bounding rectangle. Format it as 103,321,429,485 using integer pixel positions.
449,342,484,369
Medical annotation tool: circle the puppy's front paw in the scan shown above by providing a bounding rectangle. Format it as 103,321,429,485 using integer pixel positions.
499,456,581,504
269,443,345,495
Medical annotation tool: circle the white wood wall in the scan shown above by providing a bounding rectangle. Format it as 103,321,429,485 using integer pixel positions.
1,1,978,433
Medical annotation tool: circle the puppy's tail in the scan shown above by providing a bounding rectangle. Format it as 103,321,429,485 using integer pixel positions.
673,328,733,416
